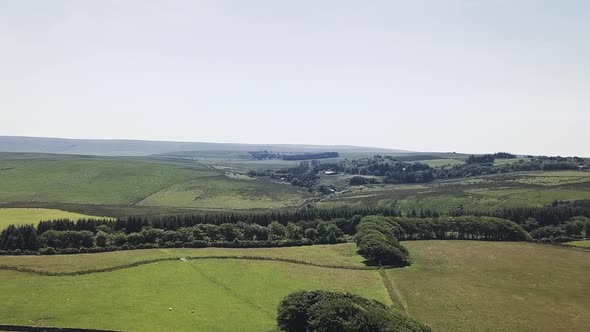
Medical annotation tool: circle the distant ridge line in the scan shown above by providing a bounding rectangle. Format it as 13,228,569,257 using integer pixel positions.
0,136,411,156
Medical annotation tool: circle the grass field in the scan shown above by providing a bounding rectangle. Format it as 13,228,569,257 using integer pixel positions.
392,241,590,332
319,171,590,211
0,208,110,230
0,242,588,331
0,244,386,331
137,175,309,210
419,159,464,167
0,155,213,205
0,244,365,273
0,153,310,213
566,240,590,248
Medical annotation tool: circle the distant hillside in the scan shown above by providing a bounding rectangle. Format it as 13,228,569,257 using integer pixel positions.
0,136,410,157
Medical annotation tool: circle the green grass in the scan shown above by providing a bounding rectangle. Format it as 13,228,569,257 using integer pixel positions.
493,157,528,166
390,241,590,332
566,240,590,248
0,244,388,331
0,153,310,212
0,208,111,230
1,242,588,331
0,261,388,331
0,244,365,273
419,159,464,167
138,175,309,210
0,155,214,205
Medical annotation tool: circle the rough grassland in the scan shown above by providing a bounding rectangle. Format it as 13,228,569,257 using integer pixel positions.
390,241,590,332
0,154,310,211
0,208,111,230
137,175,309,210
319,171,590,211
0,156,214,205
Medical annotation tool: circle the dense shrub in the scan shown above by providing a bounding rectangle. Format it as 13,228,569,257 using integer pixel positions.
348,175,376,186
277,290,431,332
529,216,588,242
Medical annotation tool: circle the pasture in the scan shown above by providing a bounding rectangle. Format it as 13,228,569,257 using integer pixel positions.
0,155,213,205
137,175,309,210
0,208,110,230
0,153,310,213
393,241,590,332
319,171,590,211
0,244,387,331
0,242,588,331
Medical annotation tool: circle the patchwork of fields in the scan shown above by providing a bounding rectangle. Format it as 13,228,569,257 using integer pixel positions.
1,152,589,331
0,242,588,331
319,171,590,211
2,153,590,217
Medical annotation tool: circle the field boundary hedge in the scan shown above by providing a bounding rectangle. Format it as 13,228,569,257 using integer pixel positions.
0,255,379,276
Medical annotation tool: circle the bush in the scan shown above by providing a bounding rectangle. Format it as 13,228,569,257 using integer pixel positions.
349,176,370,186
277,290,431,332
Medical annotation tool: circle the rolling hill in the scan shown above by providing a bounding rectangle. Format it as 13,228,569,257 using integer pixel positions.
0,136,411,157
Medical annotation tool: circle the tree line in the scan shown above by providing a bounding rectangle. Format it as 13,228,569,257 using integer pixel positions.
528,216,589,242
282,152,339,161
248,151,339,161
452,200,590,228
393,216,531,241
2,201,588,253
1,211,534,255
0,218,353,255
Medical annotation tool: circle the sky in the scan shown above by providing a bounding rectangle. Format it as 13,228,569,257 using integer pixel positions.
1,0,589,156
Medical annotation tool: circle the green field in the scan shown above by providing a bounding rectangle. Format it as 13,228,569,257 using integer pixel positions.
0,208,110,230
0,244,387,331
419,159,464,167
137,175,309,210
393,241,590,332
566,240,590,248
319,171,590,211
2,153,588,215
0,155,212,205
1,242,588,331
0,153,309,214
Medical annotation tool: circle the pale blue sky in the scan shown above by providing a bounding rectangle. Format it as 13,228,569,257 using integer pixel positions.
1,1,588,155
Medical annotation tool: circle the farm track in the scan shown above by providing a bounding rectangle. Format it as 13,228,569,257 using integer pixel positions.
0,255,380,276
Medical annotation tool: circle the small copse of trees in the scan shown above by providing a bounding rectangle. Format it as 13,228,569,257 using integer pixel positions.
276,290,431,332
355,216,410,266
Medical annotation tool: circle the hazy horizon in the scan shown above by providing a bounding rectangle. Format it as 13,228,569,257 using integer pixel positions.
1,1,589,156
